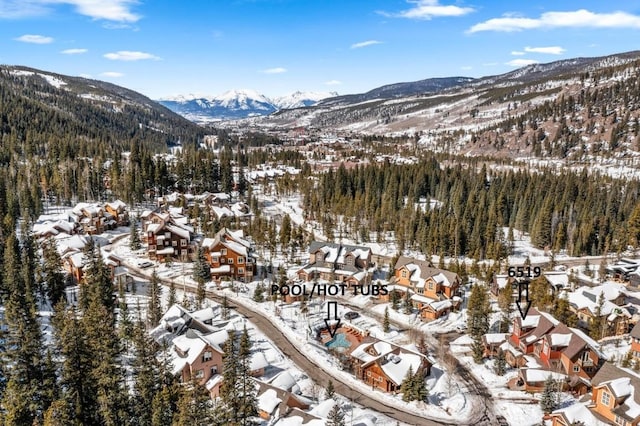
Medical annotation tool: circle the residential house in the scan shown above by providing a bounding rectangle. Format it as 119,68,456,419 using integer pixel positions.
504,308,606,394
73,203,106,235
630,323,640,363
256,381,310,421
589,362,640,426
490,273,515,297
350,337,431,393
567,284,631,337
387,256,461,319
297,242,372,286
141,210,195,262
104,200,129,226
150,304,269,399
549,401,610,426
606,258,640,282
202,228,256,282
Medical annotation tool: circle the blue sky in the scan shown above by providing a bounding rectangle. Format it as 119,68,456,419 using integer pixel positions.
2,0,640,99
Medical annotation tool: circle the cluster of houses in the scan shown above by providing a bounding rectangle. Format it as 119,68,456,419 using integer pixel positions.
478,306,640,425
384,256,462,321
150,303,339,424
492,272,637,338
33,200,130,283
157,191,251,222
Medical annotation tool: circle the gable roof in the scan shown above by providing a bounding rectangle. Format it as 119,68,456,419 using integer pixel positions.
394,255,459,287
592,363,640,422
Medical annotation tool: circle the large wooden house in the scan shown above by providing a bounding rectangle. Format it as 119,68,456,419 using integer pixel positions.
141,210,195,262
202,228,256,282
297,242,372,286
386,256,461,320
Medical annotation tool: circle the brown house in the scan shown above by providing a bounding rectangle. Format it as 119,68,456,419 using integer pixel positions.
588,362,640,426
297,242,372,286
202,228,256,282
505,309,606,394
350,338,431,393
631,323,640,363
142,210,195,262
172,330,225,396
256,381,310,420
105,200,129,227
567,284,631,338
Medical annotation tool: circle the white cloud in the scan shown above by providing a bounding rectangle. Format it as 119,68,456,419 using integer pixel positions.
325,80,342,86
350,40,382,49
511,50,525,56
1,0,140,22
15,34,53,44
524,46,566,55
380,0,474,20
104,51,160,61
506,58,540,67
469,9,640,33
100,71,123,77
61,48,87,54
261,67,287,74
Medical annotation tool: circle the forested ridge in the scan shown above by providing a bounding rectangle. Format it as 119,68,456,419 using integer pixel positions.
298,158,640,259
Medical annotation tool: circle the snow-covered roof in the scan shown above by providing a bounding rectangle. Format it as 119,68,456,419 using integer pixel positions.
381,352,422,386
549,333,572,347
484,333,509,345
522,368,567,383
250,351,269,372
211,265,231,274
309,398,336,418
551,402,609,426
269,371,298,393
257,389,282,415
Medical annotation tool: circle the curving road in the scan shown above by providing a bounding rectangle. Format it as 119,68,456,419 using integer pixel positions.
127,264,451,425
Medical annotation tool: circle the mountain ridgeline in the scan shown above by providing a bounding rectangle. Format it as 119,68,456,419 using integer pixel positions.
0,65,205,157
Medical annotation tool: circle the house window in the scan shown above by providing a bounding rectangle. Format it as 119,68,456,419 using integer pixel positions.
428,282,434,290
418,288,424,294
615,415,627,426
203,351,212,362
573,365,580,372
195,369,204,379
401,270,407,278
601,391,611,406
181,239,187,247
172,240,177,247
221,248,227,255
367,371,372,377
238,268,244,274
581,351,590,362
221,258,226,263
165,232,170,239
238,257,244,264
213,257,219,263
228,258,234,264
211,366,218,376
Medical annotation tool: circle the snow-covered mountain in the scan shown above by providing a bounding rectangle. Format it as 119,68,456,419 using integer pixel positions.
158,90,336,122
272,91,338,109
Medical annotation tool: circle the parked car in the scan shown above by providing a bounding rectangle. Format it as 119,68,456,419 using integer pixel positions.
136,260,153,268
344,311,360,320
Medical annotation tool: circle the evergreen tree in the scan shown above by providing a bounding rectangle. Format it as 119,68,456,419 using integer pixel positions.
391,290,400,310
218,331,239,423
81,238,115,313
400,366,416,401
1,232,47,425
132,319,161,425
472,335,485,364
325,404,346,426
167,280,177,308
497,283,513,333
130,217,142,250
540,375,558,414
383,307,391,333
494,350,507,376
236,326,258,425
589,292,606,340
467,284,491,338
147,271,162,327
42,235,66,306
253,282,264,302
325,380,335,400
403,290,412,314
173,379,214,426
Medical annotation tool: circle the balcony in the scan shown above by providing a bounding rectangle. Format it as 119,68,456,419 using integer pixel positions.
578,358,594,367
